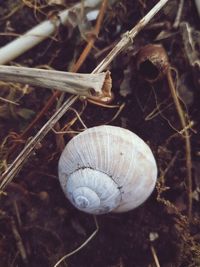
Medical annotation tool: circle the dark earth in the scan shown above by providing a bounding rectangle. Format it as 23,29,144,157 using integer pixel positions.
0,0,200,266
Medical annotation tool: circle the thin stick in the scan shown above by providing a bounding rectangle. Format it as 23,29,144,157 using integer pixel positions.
10,218,28,264
150,245,161,267
72,0,109,73
0,96,19,105
93,0,169,73
54,216,99,267
0,0,169,190
167,68,192,219
173,0,184,29
195,0,200,17
0,95,78,189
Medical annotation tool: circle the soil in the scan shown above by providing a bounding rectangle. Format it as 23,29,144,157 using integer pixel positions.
0,1,200,267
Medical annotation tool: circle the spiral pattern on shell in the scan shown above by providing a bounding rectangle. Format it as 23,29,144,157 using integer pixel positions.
58,125,157,214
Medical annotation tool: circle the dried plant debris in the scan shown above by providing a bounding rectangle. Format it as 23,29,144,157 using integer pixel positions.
1,1,200,267
180,22,200,69
177,73,194,108
48,0,66,6
195,0,200,17
119,65,132,97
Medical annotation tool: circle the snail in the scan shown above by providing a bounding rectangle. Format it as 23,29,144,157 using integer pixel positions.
58,125,157,215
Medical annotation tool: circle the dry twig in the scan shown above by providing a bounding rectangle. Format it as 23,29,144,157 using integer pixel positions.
167,68,192,219
54,216,99,267
93,0,169,73
10,218,28,265
173,0,184,29
0,95,78,189
150,245,161,267
195,0,200,17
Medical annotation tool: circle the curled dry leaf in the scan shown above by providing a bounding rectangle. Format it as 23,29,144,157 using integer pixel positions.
136,44,169,83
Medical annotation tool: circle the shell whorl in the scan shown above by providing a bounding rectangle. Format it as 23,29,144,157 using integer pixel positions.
58,125,157,214
66,168,121,214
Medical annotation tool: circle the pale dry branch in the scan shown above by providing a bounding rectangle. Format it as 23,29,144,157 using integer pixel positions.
0,66,111,98
93,0,170,74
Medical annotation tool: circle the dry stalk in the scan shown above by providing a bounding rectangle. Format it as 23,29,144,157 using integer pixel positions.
10,218,28,265
0,95,78,189
195,0,200,17
173,0,184,29
0,66,112,98
93,0,169,73
136,42,193,218
0,0,169,190
150,245,161,267
167,68,192,219
54,216,99,267
71,0,109,73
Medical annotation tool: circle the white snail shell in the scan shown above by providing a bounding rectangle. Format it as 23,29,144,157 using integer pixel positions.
58,125,157,215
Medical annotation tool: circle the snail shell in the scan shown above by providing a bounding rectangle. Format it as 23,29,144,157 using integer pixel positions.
58,125,157,215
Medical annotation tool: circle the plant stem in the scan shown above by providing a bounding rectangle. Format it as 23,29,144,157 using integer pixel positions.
167,68,192,219
0,66,111,97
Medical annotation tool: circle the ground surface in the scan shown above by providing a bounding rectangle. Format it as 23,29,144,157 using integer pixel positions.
0,0,200,266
